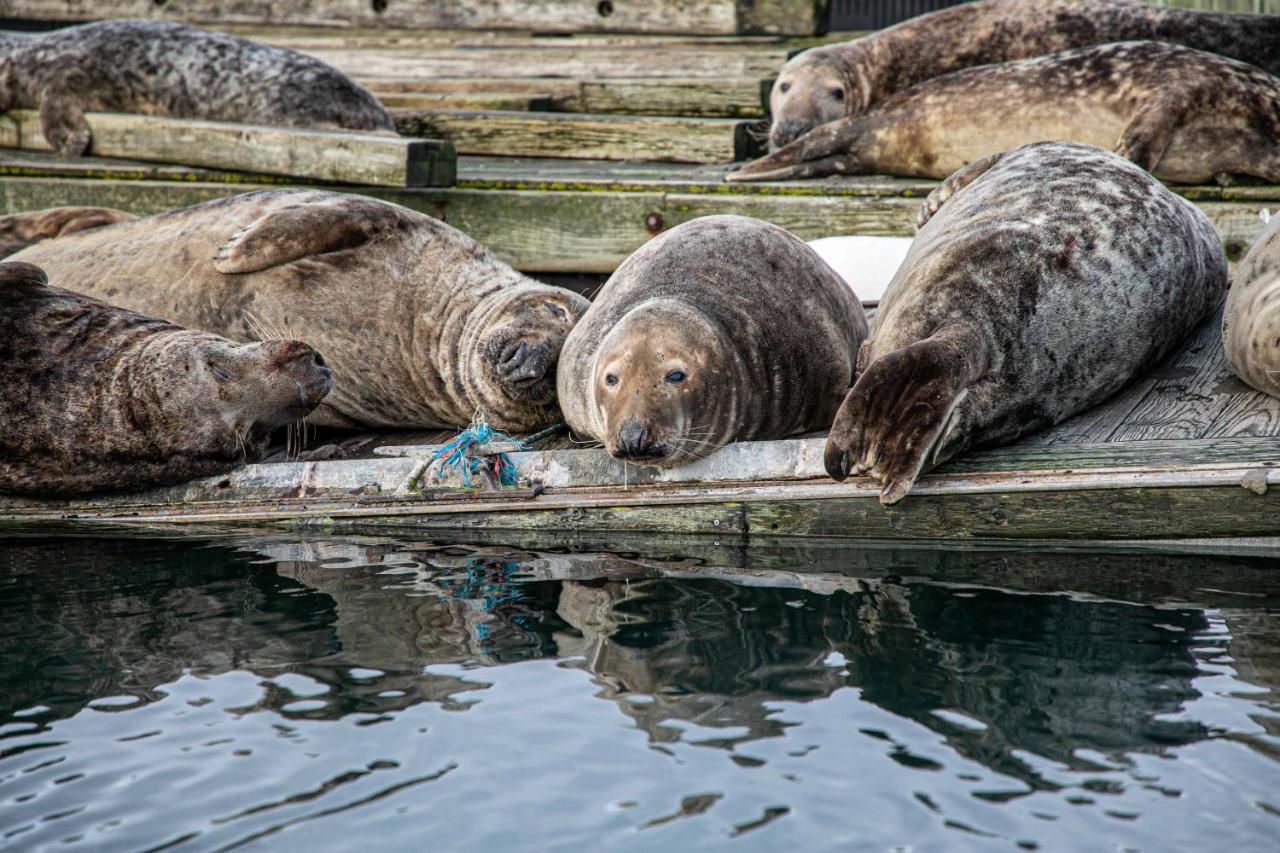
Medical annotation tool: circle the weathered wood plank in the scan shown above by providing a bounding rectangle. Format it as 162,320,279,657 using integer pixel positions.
1202,376,1280,437
359,77,583,100
0,110,455,187
571,78,768,117
0,1,826,35
236,28,787,49
376,92,553,111
392,109,766,164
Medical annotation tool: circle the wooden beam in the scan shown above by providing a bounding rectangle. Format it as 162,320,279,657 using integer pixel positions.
0,110,455,187
0,1,827,35
375,92,554,111
570,79,768,117
392,109,767,164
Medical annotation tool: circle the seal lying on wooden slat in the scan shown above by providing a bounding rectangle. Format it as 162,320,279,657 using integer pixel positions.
769,0,1280,149
734,42,1280,184
0,206,137,259
824,142,1227,504
1223,215,1280,399
0,261,332,497
6,190,590,432
0,20,394,157
557,215,868,467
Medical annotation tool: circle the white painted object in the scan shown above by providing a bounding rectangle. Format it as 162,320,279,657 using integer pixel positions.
807,235,913,303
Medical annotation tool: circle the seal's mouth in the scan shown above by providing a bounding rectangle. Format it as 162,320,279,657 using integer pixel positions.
770,119,813,151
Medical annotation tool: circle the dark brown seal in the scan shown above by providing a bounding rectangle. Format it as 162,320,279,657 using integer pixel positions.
735,41,1280,183
824,142,1227,504
0,20,393,157
557,215,868,467
769,0,1280,149
1223,215,1280,398
0,206,137,259
0,261,332,497
8,190,590,432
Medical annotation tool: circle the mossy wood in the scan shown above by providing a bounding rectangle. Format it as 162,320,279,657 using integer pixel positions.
0,110,456,187
392,109,766,163
0,1,827,34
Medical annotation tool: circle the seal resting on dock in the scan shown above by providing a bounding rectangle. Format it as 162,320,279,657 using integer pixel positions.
0,20,394,157
824,142,1227,504
0,206,137,259
1223,215,1280,399
769,0,1280,149
733,41,1280,184
556,215,868,467
0,261,332,497
7,190,590,432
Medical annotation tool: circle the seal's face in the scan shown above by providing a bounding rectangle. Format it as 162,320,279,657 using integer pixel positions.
154,336,332,451
769,50,859,150
593,308,722,468
468,288,589,428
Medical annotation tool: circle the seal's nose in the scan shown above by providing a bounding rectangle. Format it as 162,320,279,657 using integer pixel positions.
770,119,812,149
615,418,659,459
500,339,550,384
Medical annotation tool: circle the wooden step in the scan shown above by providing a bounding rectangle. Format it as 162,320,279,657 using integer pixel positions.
0,110,455,187
374,91,554,111
392,110,767,164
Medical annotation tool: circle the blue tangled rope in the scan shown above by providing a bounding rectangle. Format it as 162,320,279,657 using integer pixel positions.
431,419,528,488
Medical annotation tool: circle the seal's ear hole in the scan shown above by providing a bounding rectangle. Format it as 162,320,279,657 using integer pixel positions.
605,373,619,388
212,200,408,275
665,370,687,384
544,302,568,321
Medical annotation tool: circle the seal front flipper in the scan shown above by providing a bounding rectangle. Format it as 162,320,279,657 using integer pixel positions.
915,152,1004,230
212,196,420,274
0,261,53,299
726,116,866,183
0,207,136,258
37,71,94,157
824,327,987,505
1114,95,1193,173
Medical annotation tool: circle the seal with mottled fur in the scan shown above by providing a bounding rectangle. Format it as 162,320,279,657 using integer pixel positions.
769,0,1280,149
0,261,332,497
0,20,393,157
0,206,137,259
1223,216,1280,398
557,215,868,467
8,190,589,432
825,142,1227,504
735,41,1280,183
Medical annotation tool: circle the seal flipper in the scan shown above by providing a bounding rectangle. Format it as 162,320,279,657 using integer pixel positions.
824,330,985,505
212,197,418,275
915,152,1005,230
726,116,867,183
0,261,53,299
1114,95,1192,173
38,71,94,157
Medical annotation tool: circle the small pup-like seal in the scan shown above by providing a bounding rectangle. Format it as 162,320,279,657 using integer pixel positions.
769,0,1280,148
9,190,590,432
0,20,393,156
0,261,332,497
557,215,868,466
1223,216,1280,398
734,41,1280,183
825,142,1227,504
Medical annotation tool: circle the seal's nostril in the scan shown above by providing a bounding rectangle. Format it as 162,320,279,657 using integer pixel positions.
312,352,326,368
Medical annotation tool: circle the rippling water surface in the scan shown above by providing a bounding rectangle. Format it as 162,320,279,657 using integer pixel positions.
1,532,1278,850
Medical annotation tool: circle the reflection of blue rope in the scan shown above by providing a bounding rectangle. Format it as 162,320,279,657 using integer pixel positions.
431,421,528,488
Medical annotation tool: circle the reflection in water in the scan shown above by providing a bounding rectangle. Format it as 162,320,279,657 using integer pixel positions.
1,534,1278,850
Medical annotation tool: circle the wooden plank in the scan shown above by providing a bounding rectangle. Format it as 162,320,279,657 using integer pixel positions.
0,1,826,35
237,28,787,49
359,78,583,100
0,110,455,188
392,109,766,164
571,78,767,117
376,92,553,111
1202,376,1280,438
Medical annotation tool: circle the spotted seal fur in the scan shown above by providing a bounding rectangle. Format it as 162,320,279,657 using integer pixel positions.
735,41,1280,183
1223,215,1280,398
0,20,394,157
8,190,589,432
557,215,868,467
0,261,332,496
769,0,1280,149
824,142,1227,503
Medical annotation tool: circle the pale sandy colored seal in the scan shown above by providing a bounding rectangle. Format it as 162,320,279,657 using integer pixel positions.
557,215,868,467
824,142,1227,504
734,41,1280,184
769,0,1280,149
0,261,331,496
8,190,590,432
1223,215,1280,398
0,20,394,157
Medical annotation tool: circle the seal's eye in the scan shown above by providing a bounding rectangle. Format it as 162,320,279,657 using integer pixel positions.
208,362,232,382
779,82,791,94
605,373,619,387
665,370,686,384
544,302,567,321
830,87,844,101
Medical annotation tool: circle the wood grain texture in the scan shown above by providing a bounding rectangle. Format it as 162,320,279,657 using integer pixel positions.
0,110,455,187
376,92,553,111
572,79,768,117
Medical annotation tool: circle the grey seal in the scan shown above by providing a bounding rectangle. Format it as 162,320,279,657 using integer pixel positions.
824,142,1227,503
1223,215,1280,398
0,261,332,497
0,20,394,157
8,190,590,432
557,215,868,467
734,41,1280,184
770,0,1280,148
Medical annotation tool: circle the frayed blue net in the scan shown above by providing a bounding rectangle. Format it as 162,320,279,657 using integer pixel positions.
430,419,528,488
